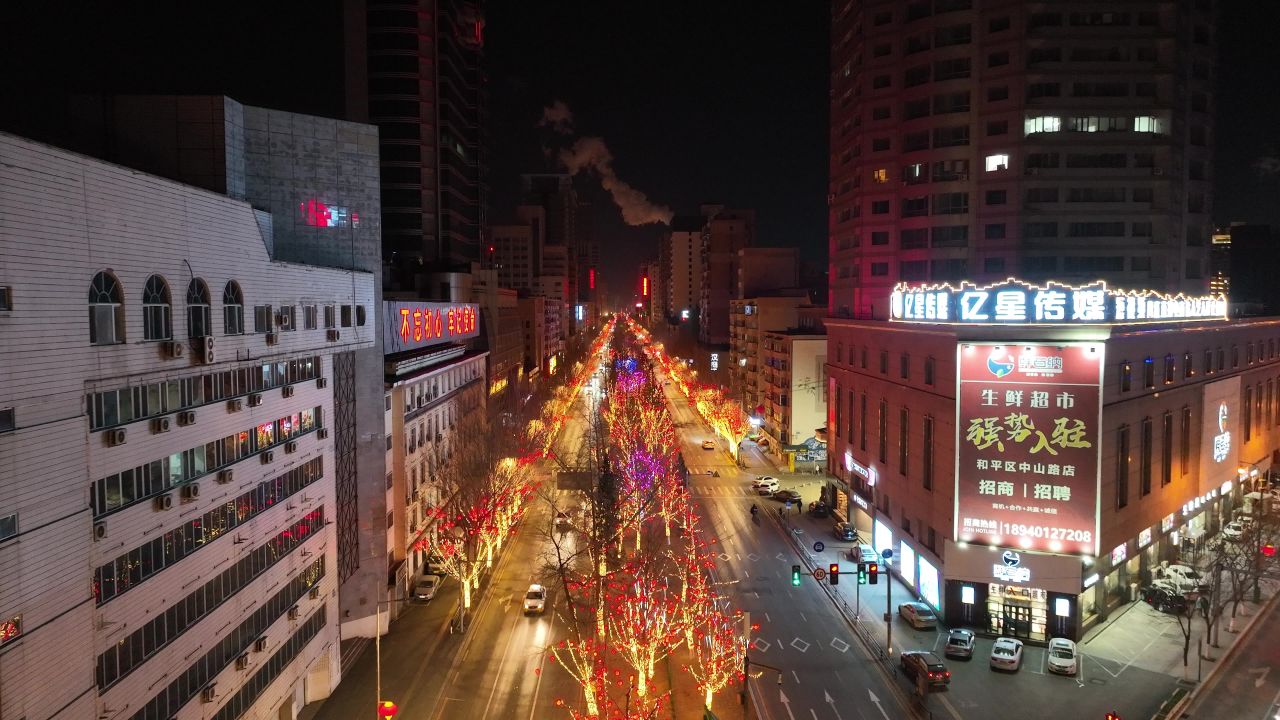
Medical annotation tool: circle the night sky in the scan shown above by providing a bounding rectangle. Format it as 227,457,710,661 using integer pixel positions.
1,0,1277,299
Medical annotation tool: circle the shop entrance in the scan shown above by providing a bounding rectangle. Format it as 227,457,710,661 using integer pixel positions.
986,584,1047,640
1002,603,1032,638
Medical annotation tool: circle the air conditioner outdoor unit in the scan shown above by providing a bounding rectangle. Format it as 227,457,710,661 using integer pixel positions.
235,653,251,670
261,451,275,464
309,586,321,600
254,637,268,652
249,394,263,407
217,469,235,484
316,377,328,389
106,428,127,446
152,417,171,434
228,399,244,412
288,606,301,620
326,329,341,342
277,310,292,330
317,428,330,440
198,336,216,364
177,411,196,426
154,494,173,511
93,522,108,541
182,483,200,500
266,332,279,346
282,385,295,398
285,441,298,454
200,684,217,703
164,341,185,359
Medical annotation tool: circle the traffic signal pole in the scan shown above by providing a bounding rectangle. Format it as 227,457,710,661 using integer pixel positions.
886,558,893,656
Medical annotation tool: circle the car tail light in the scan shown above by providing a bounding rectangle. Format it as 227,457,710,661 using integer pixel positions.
945,671,951,678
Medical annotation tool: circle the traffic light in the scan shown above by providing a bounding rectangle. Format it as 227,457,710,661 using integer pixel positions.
868,562,879,585
791,565,802,586
857,562,868,585
829,563,840,585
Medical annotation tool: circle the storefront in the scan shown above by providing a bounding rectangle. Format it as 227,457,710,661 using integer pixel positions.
943,540,1084,642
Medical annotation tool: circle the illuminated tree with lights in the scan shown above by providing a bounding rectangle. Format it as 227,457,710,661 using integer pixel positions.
608,569,679,698
687,598,747,711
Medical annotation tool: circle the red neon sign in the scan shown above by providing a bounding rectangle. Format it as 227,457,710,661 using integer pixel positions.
398,305,477,345
589,268,596,290
642,276,649,297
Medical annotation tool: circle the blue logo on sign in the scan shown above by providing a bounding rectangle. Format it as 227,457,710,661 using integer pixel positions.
987,350,1015,378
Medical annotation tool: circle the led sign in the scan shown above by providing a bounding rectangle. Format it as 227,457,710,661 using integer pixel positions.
844,453,879,487
384,301,480,353
0,615,19,646
891,279,1226,325
299,198,360,228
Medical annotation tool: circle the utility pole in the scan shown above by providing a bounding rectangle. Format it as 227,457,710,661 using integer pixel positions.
882,548,895,655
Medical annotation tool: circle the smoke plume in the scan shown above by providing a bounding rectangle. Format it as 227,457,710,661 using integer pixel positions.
559,136,674,226
538,100,575,134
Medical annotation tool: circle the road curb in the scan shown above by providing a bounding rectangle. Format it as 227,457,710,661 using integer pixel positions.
1157,583,1280,719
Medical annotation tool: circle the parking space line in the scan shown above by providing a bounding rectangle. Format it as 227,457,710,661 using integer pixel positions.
1026,646,1045,675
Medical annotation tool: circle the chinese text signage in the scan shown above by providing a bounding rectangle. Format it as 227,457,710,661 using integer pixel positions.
956,343,1104,555
383,301,480,353
891,279,1226,325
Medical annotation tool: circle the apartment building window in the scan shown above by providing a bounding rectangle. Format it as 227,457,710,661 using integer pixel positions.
987,85,1010,102
860,348,868,370
847,390,855,445
901,260,927,281
902,196,929,217
1203,349,1213,375
870,263,890,276
985,154,1010,172
872,168,888,183
185,279,212,339
879,350,889,374
900,353,910,379
860,393,868,451
324,305,337,329
934,24,972,48
1179,405,1192,475
985,190,1007,205
1184,352,1194,379
933,91,971,114
987,120,1009,136
0,513,15,542
1164,355,1176,384
1161,412,1173,486
1233,346,1240,368
0,408,13,434
1133,116,1162,133
871,200,891,214
1217,348,1225,371
1140,417,1153,496
904,99,930,119
1143,358,1155,389
1245,386,1254,441
878,399,888,463
872,105,891,120
933,125,970,147
304,305,318,330
1133,188,1154,203
142,274,173,341
254,304,273,333
899,407,909,474
931,225,969,247
988,50,1009,67
989,16,1011,32
89,271,126,346
932,193,969,214
1249,343,1256,365
984,257,1006,273
1267,380,1274,428
924,357,935,386
1024,116,1061,135
904,131,930,152
1120,361,1132,392
922,415,935,490
872,231,890,245
985,224,1007,240
1116,425,1130,509
872,137,891,152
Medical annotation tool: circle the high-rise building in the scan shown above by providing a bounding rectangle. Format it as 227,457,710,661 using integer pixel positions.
0,129,377,719
665,216,705,323
699,208,755,345
828,1,1216,319
364,0,489,281
736,247,800,299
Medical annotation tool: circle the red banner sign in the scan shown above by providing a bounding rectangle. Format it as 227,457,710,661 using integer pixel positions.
955,343,1103,556
384,301,480,353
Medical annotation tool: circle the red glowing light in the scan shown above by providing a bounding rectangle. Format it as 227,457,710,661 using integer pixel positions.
642,276,649,297
377,700,398,718
589,268,596,289
1264,544,1277,557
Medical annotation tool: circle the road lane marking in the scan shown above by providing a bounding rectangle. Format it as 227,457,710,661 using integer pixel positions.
745,570,750,578
830,638,850,653
790,638,811,652
792,669,801,684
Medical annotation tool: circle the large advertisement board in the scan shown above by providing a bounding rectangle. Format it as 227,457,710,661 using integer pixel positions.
383,301,480,353
955,343,1104,556
1199,377,1241,495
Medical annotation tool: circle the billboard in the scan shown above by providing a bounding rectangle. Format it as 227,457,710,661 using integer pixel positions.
955,343,1104,556
383,301,480,353
1199,377,1241,495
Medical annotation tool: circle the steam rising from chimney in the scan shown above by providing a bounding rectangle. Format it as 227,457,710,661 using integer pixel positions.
539,101,672,227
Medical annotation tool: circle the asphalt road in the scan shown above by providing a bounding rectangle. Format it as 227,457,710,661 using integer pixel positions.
1182,590,1280,719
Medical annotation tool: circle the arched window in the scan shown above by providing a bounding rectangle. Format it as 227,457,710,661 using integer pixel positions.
186,278,211,339
142,274,172,341
88,271,125,345
223,281,244,335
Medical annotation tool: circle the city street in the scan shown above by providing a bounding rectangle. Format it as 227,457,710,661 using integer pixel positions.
1181,588,1280,718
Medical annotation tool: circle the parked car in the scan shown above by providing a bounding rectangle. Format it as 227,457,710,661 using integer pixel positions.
856,544,880,564
1162,564,1206,591
808,501,831,518
1140,585,1187,614
524,584,547,614
701,440,717,450
833,521,858,541
989,637,1024,671
554,510,573,530
773,489,803,504
1046,638,1078,676
944,629,976,659
900,651,950,687
412,575,440,601
425,554,448,577
752,476,780,491
898,602,938,629
1223,520,1247,541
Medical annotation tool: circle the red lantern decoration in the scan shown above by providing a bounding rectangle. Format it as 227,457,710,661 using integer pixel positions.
377,700,398,718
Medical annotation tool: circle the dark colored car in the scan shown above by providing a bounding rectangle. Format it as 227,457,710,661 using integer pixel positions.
1140,585,1187,614
808,501,831,518
773,489,803,503
900,651,951,687
833,521,858,541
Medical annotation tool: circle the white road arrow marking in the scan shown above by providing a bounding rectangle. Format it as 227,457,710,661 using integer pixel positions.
779,689,797,720
1250,666,1272,688
776,552,787,561
868,689,890,720
824,690,844,720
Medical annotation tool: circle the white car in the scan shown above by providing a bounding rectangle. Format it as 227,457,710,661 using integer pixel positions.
524,584,547,614
754,477,780,494
990,637,1024,671
1223,521,1247,541
1046,637,1078,676
412,575,440,601
1163,564,1205,591
898,602,938,630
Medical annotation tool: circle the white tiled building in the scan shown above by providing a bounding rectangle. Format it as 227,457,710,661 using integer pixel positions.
0,132,375,719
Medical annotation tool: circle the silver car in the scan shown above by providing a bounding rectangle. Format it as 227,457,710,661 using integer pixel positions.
412,575,440,601
944,628,975,659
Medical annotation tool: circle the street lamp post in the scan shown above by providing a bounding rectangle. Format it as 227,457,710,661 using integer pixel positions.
374,595,408,720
